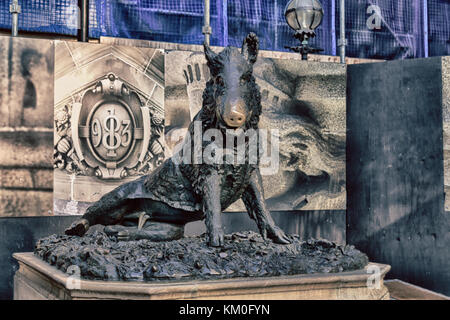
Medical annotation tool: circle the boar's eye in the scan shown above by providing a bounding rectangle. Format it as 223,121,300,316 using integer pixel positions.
215,75,225,87
216,76,225,87
239,73,251,86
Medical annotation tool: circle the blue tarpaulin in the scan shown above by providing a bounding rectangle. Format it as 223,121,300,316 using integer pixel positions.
0,0,448,59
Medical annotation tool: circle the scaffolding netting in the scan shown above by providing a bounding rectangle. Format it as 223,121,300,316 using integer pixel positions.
0,0,448,59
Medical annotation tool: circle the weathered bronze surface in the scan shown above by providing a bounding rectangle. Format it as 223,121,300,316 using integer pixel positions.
65,33,290,247
35,231,369,281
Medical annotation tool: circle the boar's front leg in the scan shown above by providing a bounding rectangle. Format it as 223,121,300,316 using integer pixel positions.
242,170,291,244
202,171,224,247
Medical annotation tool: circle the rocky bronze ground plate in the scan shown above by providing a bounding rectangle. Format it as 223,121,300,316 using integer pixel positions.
34,231,369,282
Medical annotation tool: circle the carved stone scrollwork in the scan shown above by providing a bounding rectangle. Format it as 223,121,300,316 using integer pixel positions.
54,73,165,179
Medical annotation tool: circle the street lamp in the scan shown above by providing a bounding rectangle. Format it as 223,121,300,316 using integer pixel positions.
284,0,324,60
78,0,89,42
10,0,21,37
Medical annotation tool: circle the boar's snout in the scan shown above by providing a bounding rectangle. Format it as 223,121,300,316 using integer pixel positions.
223,99,246,128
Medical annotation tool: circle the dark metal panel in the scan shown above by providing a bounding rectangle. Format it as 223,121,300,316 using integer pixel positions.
346,57,450,296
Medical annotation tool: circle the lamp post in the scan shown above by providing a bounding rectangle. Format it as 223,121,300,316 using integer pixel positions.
338,0,347,63
203,0,212,46
78,0,89,42
284,0,324,60
10,0,21,37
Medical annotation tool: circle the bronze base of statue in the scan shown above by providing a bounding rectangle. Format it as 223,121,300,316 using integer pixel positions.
35,230,369,282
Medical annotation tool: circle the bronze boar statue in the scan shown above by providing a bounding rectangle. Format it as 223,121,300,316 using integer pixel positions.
65,33,291,247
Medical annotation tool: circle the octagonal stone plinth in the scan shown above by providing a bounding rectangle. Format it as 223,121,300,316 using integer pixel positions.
13,252,390,300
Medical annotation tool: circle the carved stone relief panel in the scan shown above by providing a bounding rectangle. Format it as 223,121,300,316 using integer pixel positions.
53,42,165,215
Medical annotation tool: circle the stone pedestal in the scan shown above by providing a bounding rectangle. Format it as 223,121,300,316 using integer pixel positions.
13,252,390,300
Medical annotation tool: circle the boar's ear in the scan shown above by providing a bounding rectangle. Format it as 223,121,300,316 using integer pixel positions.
204,43,217,64
242,32,259,64
204,43,222,76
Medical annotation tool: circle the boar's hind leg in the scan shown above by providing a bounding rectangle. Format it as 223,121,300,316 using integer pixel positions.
65,193,135,237
104,222,184,241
